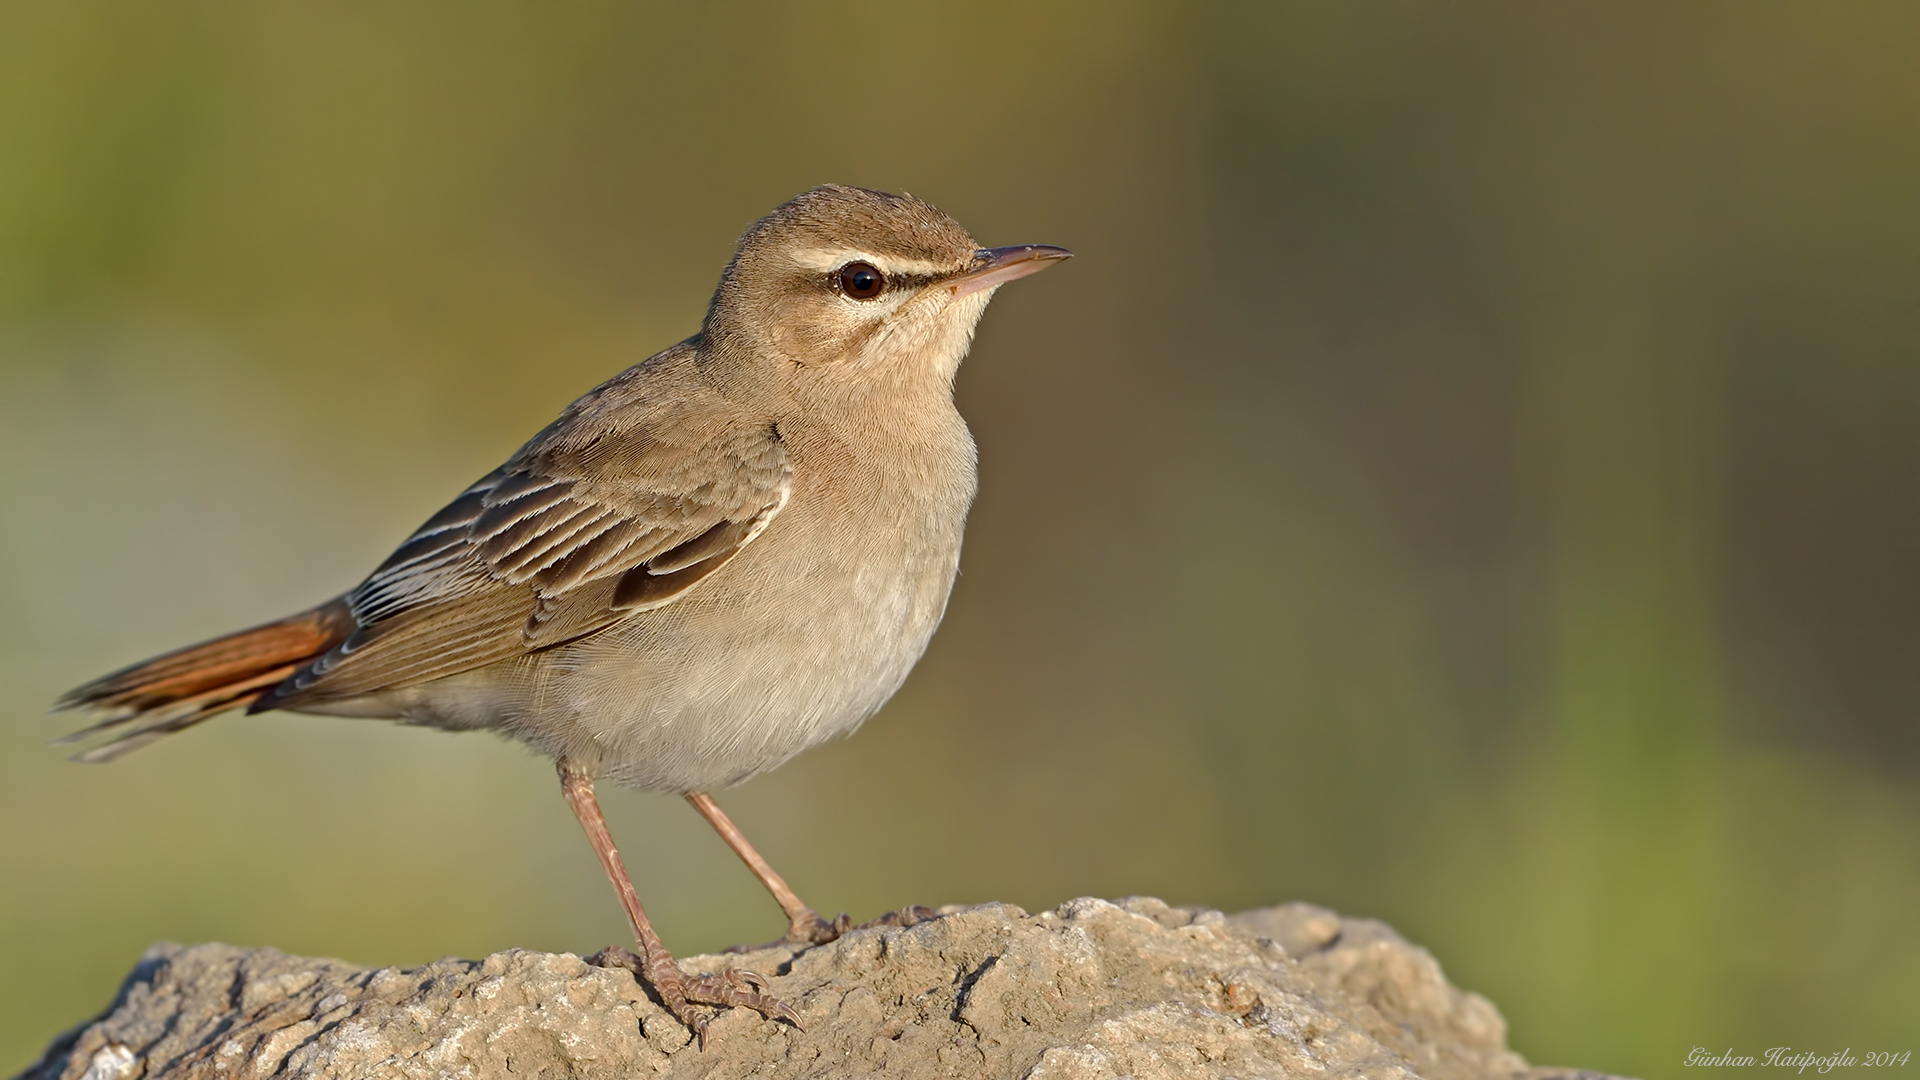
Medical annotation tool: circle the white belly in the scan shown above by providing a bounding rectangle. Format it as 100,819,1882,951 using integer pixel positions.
302,402,978,793
344,485,967,792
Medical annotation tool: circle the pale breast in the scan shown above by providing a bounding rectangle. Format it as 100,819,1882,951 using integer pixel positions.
474,404,978,791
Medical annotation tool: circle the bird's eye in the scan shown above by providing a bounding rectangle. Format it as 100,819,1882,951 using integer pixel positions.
837,262,886,300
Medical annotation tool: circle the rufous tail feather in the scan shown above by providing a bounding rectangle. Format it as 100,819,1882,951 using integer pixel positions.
53,600,355,763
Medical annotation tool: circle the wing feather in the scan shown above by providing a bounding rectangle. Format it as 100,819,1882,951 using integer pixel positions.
264,368,791,712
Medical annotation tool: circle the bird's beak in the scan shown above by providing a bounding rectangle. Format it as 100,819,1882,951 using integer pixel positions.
946,245,1074,300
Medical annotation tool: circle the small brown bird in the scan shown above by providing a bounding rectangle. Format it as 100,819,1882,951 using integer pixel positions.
54,185,1070,1041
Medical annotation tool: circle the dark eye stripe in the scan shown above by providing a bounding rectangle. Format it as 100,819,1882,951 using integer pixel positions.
825,268,944,296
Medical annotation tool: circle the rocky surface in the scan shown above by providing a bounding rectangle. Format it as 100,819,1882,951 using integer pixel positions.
19,897,1622,1080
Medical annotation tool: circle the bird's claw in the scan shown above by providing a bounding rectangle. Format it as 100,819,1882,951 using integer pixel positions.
725,904,938,954
857,904,937,932
586,944,644,974
587,946,798,1049
684,969,802,1036
723,909,844,953
796,911,854,945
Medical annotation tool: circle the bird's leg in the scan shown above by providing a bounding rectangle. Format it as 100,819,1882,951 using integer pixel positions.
558,761,798,1046
685,791,849,946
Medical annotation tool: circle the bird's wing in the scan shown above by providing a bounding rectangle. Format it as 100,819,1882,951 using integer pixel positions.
258,374,791,710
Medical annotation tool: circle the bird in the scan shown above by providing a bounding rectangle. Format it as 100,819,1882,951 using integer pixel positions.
52,184,1071,1043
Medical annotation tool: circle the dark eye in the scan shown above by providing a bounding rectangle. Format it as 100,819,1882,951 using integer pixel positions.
837,261,886,300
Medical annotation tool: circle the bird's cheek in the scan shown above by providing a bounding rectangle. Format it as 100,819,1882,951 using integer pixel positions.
767,318,816,364
774,318,884,370
765,300,847,366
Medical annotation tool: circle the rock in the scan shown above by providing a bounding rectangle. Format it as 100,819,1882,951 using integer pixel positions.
17,897,1625,1080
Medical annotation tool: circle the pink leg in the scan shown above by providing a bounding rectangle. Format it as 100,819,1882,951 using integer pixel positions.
559,761,798,1046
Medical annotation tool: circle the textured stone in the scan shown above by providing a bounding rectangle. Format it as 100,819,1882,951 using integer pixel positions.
18,898,1625,1080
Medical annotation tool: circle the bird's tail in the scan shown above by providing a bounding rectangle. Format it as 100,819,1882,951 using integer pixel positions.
52,600,355,763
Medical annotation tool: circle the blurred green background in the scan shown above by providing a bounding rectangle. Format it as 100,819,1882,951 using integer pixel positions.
2,3,1916,1076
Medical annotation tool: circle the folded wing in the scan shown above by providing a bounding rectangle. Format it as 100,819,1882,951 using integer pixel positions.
257,405,791,711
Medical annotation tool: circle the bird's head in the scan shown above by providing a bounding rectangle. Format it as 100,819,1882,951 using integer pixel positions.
702,185,1070,392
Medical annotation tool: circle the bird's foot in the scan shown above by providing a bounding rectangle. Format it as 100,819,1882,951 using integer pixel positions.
721,910,844,953
787,908,854,946
588,946,799,1049
858,904,938,932
725,904,939,954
